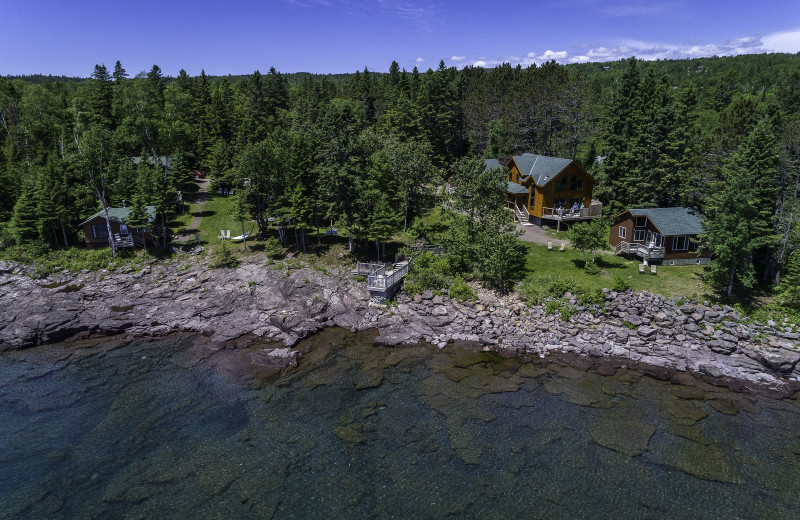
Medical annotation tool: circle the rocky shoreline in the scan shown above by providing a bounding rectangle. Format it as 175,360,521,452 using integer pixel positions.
1,258,799,397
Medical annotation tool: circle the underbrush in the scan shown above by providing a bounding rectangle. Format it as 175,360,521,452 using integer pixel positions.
0,245,162,278
403,252,477,302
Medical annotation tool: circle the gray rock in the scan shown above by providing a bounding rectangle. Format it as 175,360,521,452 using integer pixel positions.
637,325,657,338
708,340,737,355
754,349,800,374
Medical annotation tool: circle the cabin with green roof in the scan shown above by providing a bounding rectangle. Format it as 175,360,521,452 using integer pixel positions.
79,206,157,249
504,153,600,228
610,207,710,265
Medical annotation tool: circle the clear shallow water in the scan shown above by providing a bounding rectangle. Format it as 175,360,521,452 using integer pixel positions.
1,329,799,519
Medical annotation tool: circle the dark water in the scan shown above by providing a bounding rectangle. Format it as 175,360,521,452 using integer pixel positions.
1,329,799,519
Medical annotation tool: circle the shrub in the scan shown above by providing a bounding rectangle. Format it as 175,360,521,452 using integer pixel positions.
210,241,239,269
578,287,605,306
264,237,285,260
612,272,631,291
517,277,549,306
449,276,477,301
583,262,600,275
404,252,452,295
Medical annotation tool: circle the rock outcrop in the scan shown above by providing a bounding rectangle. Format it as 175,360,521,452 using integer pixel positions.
1,258,798,396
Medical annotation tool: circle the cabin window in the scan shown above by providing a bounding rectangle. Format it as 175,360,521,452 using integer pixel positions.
555,177,568,191
92,224,108,239
569,176,584,190
673,235,689,250
633,230,646,242
618,227,627,239
653,233,664,248
553,198,567,209
634,216,647,228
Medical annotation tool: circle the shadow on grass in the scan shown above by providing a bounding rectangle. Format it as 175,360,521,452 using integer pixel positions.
192,210,216,218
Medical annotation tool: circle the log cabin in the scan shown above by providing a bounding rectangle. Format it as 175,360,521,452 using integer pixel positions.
504,154,601,229
609,207,711,265
80,206,156,249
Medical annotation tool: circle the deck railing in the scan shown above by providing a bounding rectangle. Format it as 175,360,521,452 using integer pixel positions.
355,262,387,276
542,204,602,220
368,261,410,290
615,241,665,259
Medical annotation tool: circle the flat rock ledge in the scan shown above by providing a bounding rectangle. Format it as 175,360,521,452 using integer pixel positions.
1,259,798,396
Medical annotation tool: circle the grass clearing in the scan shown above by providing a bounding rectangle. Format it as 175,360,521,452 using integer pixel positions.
521,242,709,299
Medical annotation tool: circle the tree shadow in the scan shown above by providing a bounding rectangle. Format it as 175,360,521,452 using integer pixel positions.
192,210,216,218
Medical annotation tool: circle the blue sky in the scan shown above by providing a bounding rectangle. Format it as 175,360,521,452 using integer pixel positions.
2,0,800,77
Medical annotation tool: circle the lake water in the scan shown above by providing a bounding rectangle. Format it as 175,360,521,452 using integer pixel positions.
1,329,799,519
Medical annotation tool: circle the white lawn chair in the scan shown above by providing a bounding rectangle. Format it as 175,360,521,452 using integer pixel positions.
218,188,222,195
230,189,234,196
547,241,553,251
559,243,565,252
226,230,231,239
219,230,226,240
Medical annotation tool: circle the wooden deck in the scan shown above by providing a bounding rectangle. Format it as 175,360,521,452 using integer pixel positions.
541,204,603,222
615,240,665,261
353,244,443,299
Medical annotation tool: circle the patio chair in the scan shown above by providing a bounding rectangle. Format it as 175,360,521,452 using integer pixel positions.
638,264,645,274
547,241,553,251
559,243,565,252
650,265,657,275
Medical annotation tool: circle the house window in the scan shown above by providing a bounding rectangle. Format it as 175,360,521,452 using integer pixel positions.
618,226,627,239
634,216,647,228
553,198,567,209
92,224,108,239
569,176,584,190
673,236,689,250
634,230,646,242
555,177,568,191
653,233,664,248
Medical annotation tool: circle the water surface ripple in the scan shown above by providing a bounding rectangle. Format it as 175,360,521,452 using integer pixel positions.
1,329,799,519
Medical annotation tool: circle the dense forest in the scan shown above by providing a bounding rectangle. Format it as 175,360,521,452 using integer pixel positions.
0,53,798,300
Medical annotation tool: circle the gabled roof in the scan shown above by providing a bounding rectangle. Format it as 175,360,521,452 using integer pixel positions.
484,158,502,171
80,206,157,226
506,182,529,194
628,207,704,236
509,153,574,186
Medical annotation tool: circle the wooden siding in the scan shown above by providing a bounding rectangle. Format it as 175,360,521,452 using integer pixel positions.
506,160,595,219
610,211,709,260
82,217,153,249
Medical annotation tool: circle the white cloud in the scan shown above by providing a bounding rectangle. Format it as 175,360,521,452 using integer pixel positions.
415,57,425,63
443,27,800,70
762,29,800,53
538,50,568,60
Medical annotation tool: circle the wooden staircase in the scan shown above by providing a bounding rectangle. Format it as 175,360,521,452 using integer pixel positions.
513,204,534,226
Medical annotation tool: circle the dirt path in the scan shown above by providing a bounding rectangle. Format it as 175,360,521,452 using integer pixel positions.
514,220,568,246
174,178,209,243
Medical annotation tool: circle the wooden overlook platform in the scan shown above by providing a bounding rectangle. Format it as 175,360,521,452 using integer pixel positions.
352,245,442,300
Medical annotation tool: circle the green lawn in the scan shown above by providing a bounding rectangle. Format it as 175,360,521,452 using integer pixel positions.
190,192,255,244
521,242,710,299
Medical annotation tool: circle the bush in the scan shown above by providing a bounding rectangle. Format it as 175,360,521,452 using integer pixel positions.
517,275,581,306
517,277,549,306
612,272,631,291
583,262,600,275
264,237,285,260
578,287,605,306
404,252,452,295
210,241,239,269
449,275,477,301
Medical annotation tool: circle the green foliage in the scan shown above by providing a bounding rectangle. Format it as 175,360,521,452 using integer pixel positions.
583,262,600,275
210,240,239,269
403,252,452,295
612,272,631,291
567,219,606,266
263,237,285,260
449,276,477,302
578,287,605,306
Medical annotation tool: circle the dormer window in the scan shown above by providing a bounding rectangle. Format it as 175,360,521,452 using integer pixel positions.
570,176,584,190
635,216,647,228
555,177,568,191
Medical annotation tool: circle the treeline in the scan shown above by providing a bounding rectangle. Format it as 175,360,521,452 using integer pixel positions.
0,53,798,298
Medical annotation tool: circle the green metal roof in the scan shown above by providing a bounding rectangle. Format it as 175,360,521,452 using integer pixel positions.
628,207,705,236
484,158,502,171
132,156,172,168
79,206,157,226
506,182,529,194
511,153,573,186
